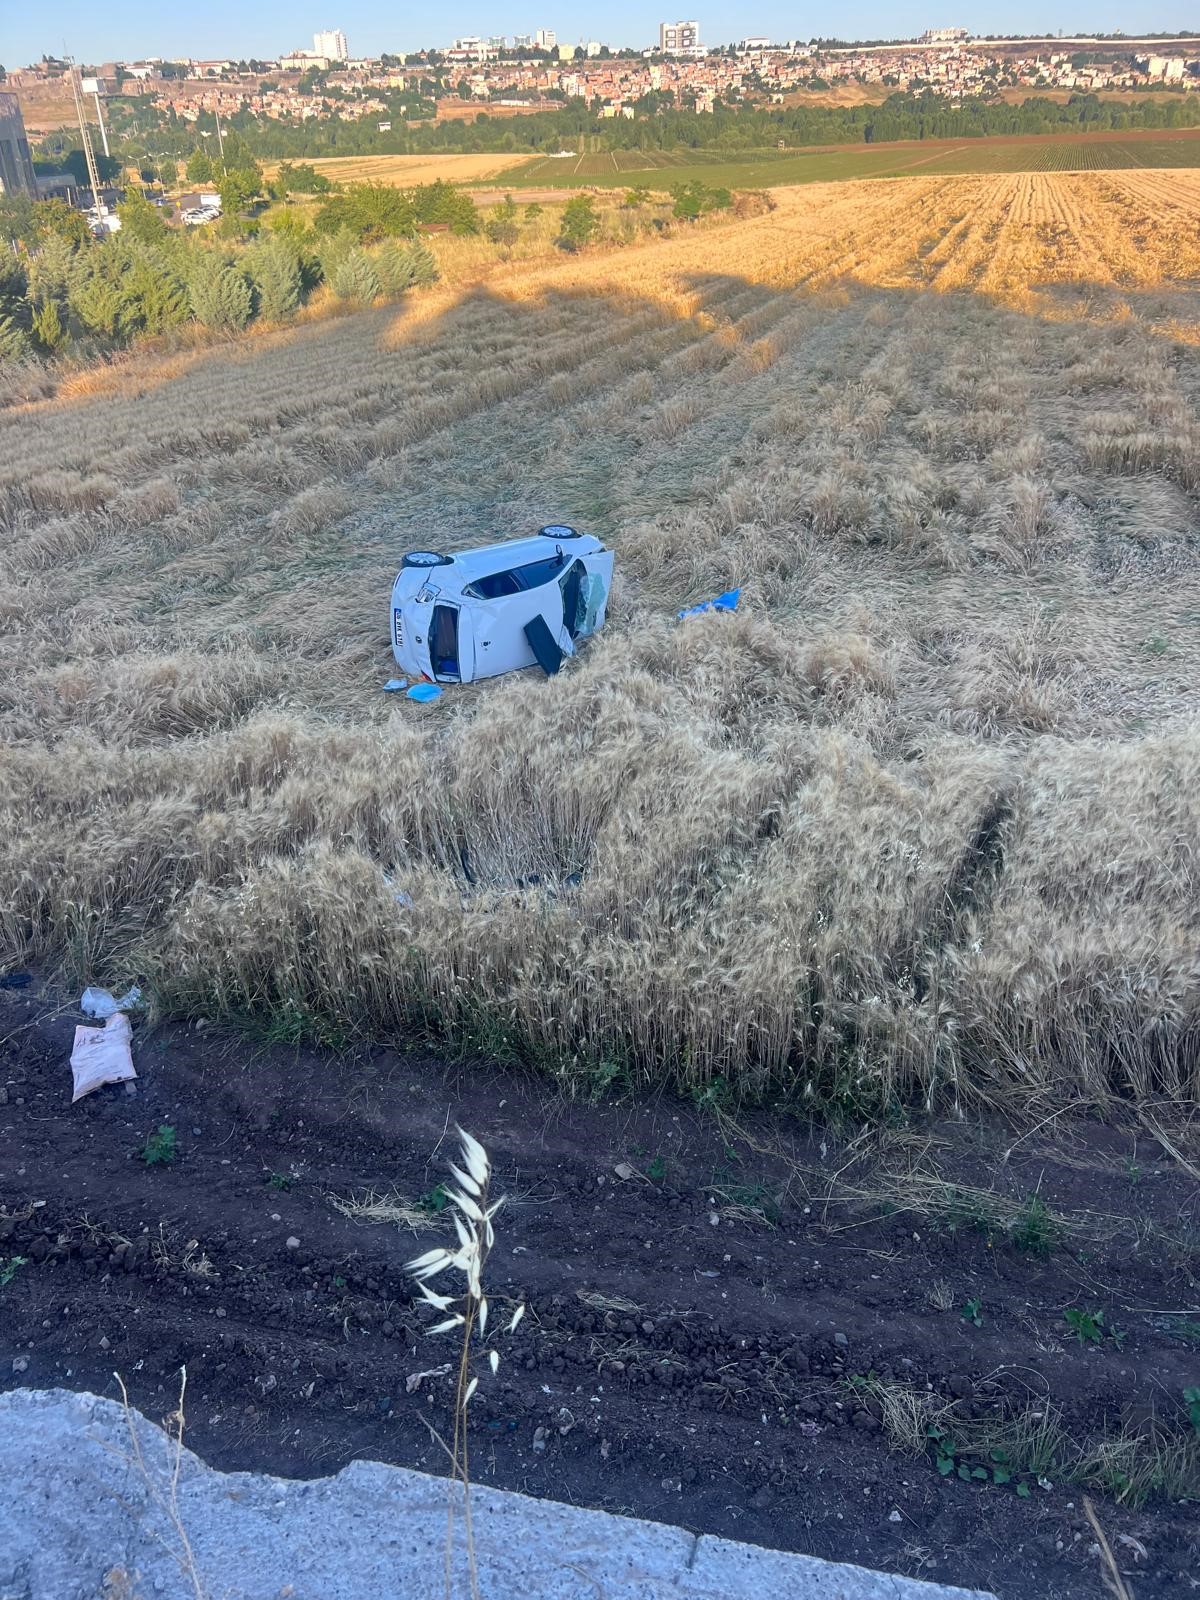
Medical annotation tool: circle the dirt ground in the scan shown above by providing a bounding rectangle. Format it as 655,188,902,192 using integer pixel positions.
0,982,1196,1599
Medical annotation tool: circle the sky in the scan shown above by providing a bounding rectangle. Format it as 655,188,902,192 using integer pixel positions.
3,2,1196,69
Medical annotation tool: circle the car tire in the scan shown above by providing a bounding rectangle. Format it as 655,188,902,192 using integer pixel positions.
402,550,453,569
539,524,581,539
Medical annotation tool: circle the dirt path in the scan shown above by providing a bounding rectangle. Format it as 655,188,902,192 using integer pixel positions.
0,983,1195,1598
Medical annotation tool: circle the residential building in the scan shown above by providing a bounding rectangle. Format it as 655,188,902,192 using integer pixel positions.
0,92,37,197
313,29,349,61
921,27,968,43
659,20,699,54
535,29,557,50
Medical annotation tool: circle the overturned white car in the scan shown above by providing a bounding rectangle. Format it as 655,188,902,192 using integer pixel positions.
390,526,614,685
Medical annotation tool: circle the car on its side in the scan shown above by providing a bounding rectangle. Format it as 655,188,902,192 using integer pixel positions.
390,526,614,685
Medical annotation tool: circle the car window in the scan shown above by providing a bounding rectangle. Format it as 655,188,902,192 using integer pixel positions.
465,552,565,600
466,570,522,599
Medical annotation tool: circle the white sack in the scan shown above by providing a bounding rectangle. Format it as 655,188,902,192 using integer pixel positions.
70,1012,137,1102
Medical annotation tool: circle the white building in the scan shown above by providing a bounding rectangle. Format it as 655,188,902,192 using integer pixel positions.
659,20,699,53
281,50,331,70
585,40,603,56
1142,54,1186,81
313,29,349,61
921,26,968,43
535,28,557,49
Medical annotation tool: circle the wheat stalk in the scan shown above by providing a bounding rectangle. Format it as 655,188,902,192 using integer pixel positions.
406,1128,525,1600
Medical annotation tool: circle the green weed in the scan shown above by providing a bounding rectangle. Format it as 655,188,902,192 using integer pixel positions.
140,1124,177,1166
418,1183,448,1214
1010,1195,1058,1258
587,1057,631,1103
0,1255,28,1289
962,1297,983,1328
1064,1307,1105,1345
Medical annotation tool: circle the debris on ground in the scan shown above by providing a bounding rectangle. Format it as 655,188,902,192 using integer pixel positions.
678,587,741,620
69,1013,137,1103
406,683,442,704
383,678,408,693
80,986,143,1020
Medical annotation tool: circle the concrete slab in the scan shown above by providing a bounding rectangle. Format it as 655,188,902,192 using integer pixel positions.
0,1388,997,1600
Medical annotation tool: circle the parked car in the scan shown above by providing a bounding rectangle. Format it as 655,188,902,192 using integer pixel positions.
390,526,614,684
181,205,221,227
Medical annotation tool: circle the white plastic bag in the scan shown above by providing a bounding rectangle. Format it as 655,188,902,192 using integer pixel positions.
70,1012,137,1102
81,985,143,1020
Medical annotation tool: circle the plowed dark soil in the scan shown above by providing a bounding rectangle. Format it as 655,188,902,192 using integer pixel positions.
0,982,1196,1598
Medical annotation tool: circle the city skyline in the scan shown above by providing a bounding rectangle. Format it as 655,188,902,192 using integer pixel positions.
5,2,1198,69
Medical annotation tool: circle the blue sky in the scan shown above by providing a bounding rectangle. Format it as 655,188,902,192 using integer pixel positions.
3,3,1195,68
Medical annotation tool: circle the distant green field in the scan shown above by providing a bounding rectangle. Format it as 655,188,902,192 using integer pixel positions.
500,133,1200,191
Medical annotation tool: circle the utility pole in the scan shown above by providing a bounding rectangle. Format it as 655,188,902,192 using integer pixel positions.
214,107,226,168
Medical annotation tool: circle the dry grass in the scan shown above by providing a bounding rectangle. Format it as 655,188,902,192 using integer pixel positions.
861,1374,1200,1509
2,171,1200,1119
328,1187,437,1232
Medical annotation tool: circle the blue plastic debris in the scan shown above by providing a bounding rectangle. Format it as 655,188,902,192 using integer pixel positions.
407,682,443,703
677,587,741,620
383,678,408,694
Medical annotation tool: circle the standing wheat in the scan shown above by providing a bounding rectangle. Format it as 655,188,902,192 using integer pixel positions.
406,1129,524,1600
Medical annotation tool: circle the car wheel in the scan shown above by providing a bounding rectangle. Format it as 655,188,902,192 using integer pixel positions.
403,550,452,569
539,524,580,539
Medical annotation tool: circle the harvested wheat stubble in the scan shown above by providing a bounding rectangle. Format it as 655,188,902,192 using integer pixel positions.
2,172,1200,1115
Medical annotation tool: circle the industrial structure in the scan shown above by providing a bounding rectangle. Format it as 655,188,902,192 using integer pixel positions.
0,92,37,197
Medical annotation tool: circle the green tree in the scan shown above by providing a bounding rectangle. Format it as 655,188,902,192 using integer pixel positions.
328,248,380,305
188,254,253,330
524,201,543,220
315,225,359,283
557,194,598,252
26,233,76,303
217,167,260,215
33,199,91,245
122,241,190,333
64,148,120,187
31,297,68,353
277,160,333,194
0,314,31,362
68,268,129,339
402,239,439,286
314,182,415,242
117,189,169,244
375,238,418,295
266,207,312,245
185,149,214,184
410,180,478,235
485,218,518,248
247,236,302,321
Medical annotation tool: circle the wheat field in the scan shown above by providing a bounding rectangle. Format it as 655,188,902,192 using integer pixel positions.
260,153,530,187
3,170,1200,1117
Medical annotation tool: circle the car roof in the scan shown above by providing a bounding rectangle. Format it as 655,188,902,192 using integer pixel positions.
440,532,601,581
